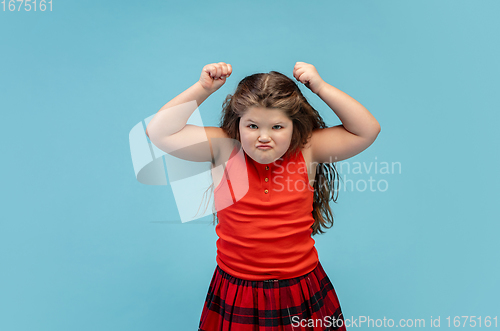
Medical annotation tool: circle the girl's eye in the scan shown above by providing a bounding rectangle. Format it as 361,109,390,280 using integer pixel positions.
247,124,282,129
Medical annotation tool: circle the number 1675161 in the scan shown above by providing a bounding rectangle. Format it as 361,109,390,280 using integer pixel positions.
2,0,53,11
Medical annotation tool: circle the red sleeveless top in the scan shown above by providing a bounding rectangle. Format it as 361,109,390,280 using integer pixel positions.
214,144,319,280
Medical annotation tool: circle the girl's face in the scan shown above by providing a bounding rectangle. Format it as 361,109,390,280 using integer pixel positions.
238,106,293,164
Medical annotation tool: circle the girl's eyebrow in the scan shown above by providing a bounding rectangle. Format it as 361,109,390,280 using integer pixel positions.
245,118,285,124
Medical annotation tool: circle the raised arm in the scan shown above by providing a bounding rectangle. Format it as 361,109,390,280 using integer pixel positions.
293,62,381,163
146,62,232,163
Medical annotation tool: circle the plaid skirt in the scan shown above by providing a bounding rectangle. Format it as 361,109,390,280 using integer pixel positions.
198,261,346,331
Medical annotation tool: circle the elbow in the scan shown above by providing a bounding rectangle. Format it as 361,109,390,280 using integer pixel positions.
373,125,381,139
365,123,381,141
146,125,154,139
372,120,381,135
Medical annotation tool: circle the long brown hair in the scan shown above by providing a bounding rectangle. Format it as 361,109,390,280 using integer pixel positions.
198,71,341,235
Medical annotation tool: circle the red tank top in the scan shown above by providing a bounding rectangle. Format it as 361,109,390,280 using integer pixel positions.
214,144,319,280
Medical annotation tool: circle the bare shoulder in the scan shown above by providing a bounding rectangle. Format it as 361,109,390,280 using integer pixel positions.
204,126,229,143
204,126,234,166
299,135,317,186
300,135,314,166
204,126,227,136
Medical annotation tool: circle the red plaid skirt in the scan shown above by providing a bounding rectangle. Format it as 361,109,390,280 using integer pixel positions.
198,261,346,331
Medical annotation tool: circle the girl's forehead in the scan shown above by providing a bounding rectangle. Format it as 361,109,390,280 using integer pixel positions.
241,106,291,121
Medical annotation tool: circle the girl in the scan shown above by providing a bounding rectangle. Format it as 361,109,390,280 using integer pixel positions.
146,62,381,330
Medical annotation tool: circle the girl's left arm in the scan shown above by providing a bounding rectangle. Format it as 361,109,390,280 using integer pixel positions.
293,62,381,163
316,83,381,137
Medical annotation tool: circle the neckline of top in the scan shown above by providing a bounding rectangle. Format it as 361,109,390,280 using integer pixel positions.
243,149,289,171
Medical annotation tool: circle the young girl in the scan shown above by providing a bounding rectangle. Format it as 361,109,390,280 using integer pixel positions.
146,62,381,330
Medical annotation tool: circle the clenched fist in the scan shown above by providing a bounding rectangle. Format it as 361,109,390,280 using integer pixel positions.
199,62,233,93
292,62,326,95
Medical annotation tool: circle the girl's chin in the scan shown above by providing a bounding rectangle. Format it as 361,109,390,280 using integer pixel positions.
249,153,278,165
243,147,284,164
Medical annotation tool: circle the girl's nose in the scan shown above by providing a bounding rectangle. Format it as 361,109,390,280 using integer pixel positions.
258,134,271,142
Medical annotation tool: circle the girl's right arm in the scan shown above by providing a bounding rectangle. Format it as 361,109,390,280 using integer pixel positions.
146,62,232,163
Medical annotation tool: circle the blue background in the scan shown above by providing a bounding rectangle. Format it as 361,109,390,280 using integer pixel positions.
1,0,498,330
